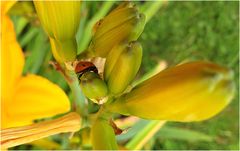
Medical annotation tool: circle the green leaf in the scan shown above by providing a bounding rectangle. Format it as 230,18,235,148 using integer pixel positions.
11,16,29,36
19,27,39,47
23,28,49,74
156,126,213,142
125,120,166,150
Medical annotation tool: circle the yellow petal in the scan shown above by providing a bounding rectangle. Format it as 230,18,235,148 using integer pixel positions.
109,61,235,122
33,1,81,40
1,15,25,118
2,74,70,128
1,1,17,15
1,112,81,149
33,1,81,62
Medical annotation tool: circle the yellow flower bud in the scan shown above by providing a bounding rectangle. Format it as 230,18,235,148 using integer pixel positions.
104,41,142,95
108,61,235,122
89,2,145,57
34,1,81,63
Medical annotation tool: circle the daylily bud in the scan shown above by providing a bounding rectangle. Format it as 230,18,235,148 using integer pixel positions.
104,41,142,95
79,72,108,103
108,61,235,122
34,1,81,63
89,2,146,57
91,118,118,150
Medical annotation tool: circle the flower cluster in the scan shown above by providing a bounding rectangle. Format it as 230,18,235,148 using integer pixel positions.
1,1,235,150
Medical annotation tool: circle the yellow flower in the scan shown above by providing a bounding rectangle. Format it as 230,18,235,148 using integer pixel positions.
1,4,70,129
34,1,81,63
108,61,235,122
1,112,81,149
1,0,16,15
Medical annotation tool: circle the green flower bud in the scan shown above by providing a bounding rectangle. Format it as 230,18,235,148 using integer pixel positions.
79,72,108,103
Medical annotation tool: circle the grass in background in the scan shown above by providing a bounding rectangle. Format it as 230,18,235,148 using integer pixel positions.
140,1,239,150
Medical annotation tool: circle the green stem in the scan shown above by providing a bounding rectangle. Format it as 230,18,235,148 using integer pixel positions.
140,1,165,23
97,106,112,121
64,68,88,119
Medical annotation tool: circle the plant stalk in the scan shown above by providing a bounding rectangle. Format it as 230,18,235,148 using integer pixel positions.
64,67,88,119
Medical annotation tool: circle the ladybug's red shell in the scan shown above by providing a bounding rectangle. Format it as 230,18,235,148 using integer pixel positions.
75,61,98,79
75,61,95,73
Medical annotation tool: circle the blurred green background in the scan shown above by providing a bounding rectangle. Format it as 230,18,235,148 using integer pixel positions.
140,1,239,150
10,1,239,150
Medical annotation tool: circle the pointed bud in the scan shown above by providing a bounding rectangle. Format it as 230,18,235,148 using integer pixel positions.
93,7,138,40
79,72,108,102
129,13,146,40
91,118,118,150
34,1,81,63
89,2,145,57
105,41,142,95
112,2,135,13
108,61,235,122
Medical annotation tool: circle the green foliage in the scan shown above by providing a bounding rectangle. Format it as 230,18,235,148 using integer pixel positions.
156,126,213,142
139,1,239,150
140,1,238,72
23,28,49,74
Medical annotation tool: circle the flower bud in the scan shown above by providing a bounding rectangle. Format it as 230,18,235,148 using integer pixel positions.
91,118,118,150
34,1,81,63
104,41,142,95
108,61,235,122
79,72,108,103
89,2,145,57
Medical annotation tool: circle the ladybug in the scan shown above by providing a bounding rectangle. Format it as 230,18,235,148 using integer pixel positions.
75,61,98,80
